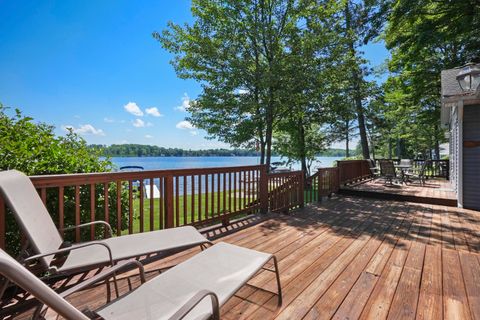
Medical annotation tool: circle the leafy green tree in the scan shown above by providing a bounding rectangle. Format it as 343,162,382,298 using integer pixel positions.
0,106,127,254
383,0,480,159
155,0,311,170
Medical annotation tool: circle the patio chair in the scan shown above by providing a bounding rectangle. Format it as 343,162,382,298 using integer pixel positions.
378,160,397,185
405,160,430,186
0,170,211,283
0,242,282,320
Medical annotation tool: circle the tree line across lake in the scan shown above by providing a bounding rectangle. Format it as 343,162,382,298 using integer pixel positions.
89,144,351,158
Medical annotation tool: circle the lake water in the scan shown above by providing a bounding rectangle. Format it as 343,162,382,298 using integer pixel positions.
110,156,342,171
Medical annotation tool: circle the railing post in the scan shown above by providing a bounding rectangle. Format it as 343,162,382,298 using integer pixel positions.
299,172,304,208
259,165,269,214
164,175,174,228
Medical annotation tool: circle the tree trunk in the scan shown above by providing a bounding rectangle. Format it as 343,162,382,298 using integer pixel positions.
345,0,370,160
345,119,350,158
298,120,308,177
260,140,266,164
265,123,273,172
388,137,392,159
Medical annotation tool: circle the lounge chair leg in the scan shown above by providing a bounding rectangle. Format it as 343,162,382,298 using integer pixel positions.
106,279,112,302
272,256,282,306
112,272,120,298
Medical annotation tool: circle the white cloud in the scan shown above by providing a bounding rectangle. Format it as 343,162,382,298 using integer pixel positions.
132,119,146,128
190,130,198,136
145,107,163,117
132,119,153,128
145,134,153,139
62,124,105,136
175,93,191,112
237,89,249,95
104,117,115,123
176,120,195,130
124,102,144,116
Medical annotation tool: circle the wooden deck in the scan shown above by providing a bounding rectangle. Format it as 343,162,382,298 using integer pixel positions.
10,195,480,319
340,178,457,207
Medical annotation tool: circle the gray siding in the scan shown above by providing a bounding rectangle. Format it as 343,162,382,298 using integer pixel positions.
463,105,480,210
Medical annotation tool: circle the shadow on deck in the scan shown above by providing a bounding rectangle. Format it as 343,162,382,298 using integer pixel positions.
339,177,457,207
5,195,480,319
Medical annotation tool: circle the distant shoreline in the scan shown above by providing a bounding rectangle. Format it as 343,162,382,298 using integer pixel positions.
90,144,351,158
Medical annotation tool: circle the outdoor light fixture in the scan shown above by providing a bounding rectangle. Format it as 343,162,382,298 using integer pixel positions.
456,63,480,93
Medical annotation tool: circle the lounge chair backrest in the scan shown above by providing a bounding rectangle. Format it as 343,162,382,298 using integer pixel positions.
0,170,63,268
0,249,89,320
379,160,396,176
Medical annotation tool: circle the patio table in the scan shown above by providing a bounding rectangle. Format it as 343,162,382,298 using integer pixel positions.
394,164,412,184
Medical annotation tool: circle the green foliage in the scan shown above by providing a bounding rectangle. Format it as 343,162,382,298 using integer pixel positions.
381,0,480,158
0,105,128,254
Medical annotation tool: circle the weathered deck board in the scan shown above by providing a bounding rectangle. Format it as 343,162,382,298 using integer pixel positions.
8,196,480,320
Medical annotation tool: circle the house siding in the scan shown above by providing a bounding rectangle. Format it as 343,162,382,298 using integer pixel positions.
463,105,480,210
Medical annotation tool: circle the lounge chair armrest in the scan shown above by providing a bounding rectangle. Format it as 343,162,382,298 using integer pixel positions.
23,241,114,271
170,290,220,320
59,260,146,299
60,221,113,239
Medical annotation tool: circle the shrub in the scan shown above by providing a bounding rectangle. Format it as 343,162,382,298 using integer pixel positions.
0,105,128,255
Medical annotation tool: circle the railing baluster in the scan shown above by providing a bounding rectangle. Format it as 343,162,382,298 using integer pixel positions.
150,178,154,231
205,174,209,220
228,172,232,213
198,174,202,222
223,172,226,215
90,183,95,240
59,187,64,237
128,181,133,234
165,175,174,228
116,181,122,236
103,183,109,225
175,176,179,227
159,177,164,230
216,173,220,217
183,175,187,226
233,171,238,211
75,185,80,241
191,175,195,224
158,177,165,230
139,179,144,232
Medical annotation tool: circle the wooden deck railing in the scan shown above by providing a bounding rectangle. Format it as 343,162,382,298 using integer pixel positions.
337,160,373,185
305,167,340,203
267,171,304,212
0,165,272,250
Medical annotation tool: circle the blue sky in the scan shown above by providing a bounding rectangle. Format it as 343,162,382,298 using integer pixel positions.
0,1,389,150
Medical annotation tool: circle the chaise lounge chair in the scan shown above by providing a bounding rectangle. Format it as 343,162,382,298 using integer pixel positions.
0,170,211,283
0,242,282,319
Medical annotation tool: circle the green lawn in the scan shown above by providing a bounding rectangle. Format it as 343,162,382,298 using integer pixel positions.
121,191,255,234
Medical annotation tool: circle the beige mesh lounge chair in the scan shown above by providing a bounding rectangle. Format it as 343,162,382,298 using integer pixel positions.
0,242,281,319
0,170,211,280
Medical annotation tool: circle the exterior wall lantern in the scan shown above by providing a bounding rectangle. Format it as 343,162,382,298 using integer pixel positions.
456,63,480,93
